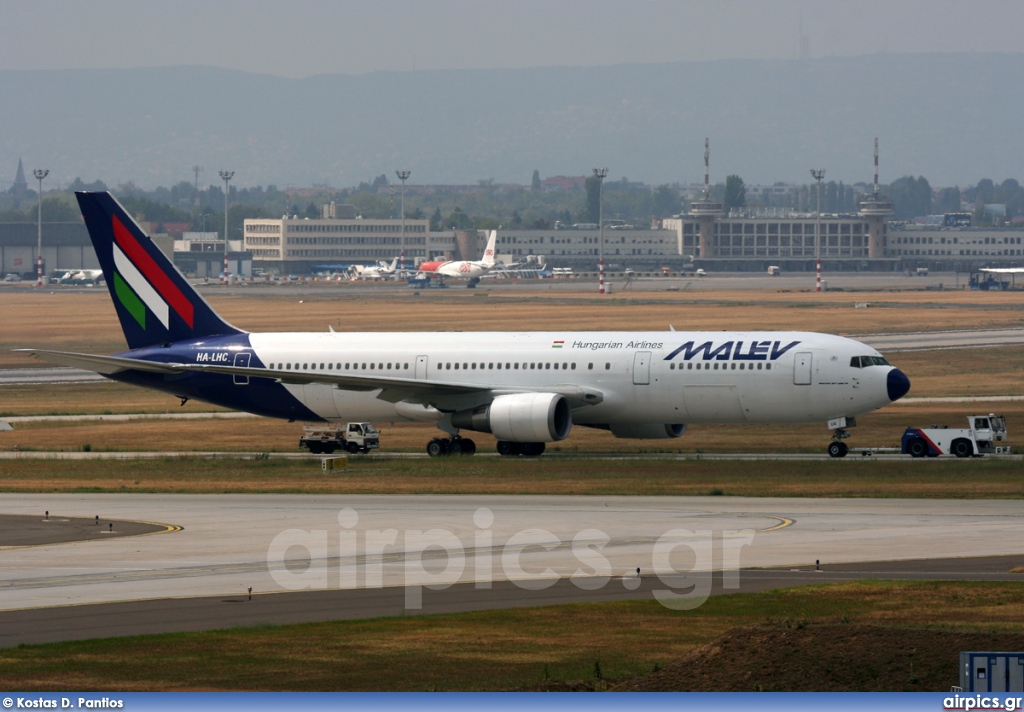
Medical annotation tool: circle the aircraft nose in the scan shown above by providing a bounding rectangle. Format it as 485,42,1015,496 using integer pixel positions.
887,368,911,402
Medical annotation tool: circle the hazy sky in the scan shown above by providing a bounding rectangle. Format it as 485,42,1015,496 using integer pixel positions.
2,0,1022,77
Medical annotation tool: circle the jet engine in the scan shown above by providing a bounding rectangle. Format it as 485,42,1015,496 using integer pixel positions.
452,392,572,442
608,423,686,439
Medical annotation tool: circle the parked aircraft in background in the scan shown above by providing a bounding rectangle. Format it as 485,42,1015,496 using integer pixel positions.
417,230,498,287
351,258,399,281
57,269,105,284
21,193,910,458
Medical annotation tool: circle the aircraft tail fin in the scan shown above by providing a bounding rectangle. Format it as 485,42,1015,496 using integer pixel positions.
482,230,498,266
75,192,244,350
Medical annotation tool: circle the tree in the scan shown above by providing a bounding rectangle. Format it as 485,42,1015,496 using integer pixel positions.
723,175,746,213
584,174,602,224
653,184,679,217
936,186,962,214
531,170,541,192
975,178,996,205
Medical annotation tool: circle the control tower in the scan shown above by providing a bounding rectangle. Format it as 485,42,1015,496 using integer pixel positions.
689,138,723,258
858,138,893,259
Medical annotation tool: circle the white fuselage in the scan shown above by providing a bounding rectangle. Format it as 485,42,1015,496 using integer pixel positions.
245,330,897,426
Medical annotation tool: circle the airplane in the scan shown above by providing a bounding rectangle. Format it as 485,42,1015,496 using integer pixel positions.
20,192,911,458
417,230,498,287
351,257,399,281
57,269,105,284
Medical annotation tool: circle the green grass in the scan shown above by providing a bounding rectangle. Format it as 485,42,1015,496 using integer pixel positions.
3,581,1023,691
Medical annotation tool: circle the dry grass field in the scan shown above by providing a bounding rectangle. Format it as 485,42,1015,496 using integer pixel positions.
2,581,1022,691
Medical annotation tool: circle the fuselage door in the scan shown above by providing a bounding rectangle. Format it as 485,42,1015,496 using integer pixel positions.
233,351,251,385
633,351,651,386
793,351,812,386
415,355,429,379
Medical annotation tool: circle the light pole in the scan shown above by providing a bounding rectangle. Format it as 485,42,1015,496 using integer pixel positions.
395,170,410,273
593,167,608,294
33,169,49,287
219,170,234,284
810,168,826,293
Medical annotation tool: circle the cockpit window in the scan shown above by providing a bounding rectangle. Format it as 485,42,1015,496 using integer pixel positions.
850,355,890,368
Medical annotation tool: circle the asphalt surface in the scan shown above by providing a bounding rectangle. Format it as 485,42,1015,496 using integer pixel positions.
0,494,1022,647
1,555,1021,648
0,514,173,547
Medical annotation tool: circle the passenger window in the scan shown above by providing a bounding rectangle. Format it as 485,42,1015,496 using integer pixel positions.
766,364,772,370
605,363,610,370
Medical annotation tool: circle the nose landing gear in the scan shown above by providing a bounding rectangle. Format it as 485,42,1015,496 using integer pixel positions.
827,416,856,458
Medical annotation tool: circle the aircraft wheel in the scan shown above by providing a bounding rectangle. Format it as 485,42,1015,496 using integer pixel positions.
346,442,360,455
827,441,848,458
951,439,973,458
426,438,449,457
459,438,477,456
448,439,464,455
907,438,928,458
496,441,519,457
519,442,546,457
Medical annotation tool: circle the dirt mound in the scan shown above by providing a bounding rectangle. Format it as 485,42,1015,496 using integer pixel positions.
620,624,1024,692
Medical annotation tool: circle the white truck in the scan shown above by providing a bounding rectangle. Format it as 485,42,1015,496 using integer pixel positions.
299,423,380,455
901,414,1009,458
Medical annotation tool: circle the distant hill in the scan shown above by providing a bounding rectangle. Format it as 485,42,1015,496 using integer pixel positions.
2,54,1022,189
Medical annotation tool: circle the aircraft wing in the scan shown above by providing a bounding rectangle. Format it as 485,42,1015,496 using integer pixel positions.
19,349,604,408
17,349,186,375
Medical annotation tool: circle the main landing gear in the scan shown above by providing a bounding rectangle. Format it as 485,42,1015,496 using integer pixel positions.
426,436,477,457
496,441,545,457
424,437,547,457
425,415,546,458
826,416,856,458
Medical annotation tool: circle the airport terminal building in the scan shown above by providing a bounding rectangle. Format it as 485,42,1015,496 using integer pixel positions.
243,213,432,273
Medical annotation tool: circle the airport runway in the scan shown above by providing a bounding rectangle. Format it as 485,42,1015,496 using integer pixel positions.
1,494,1022,646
